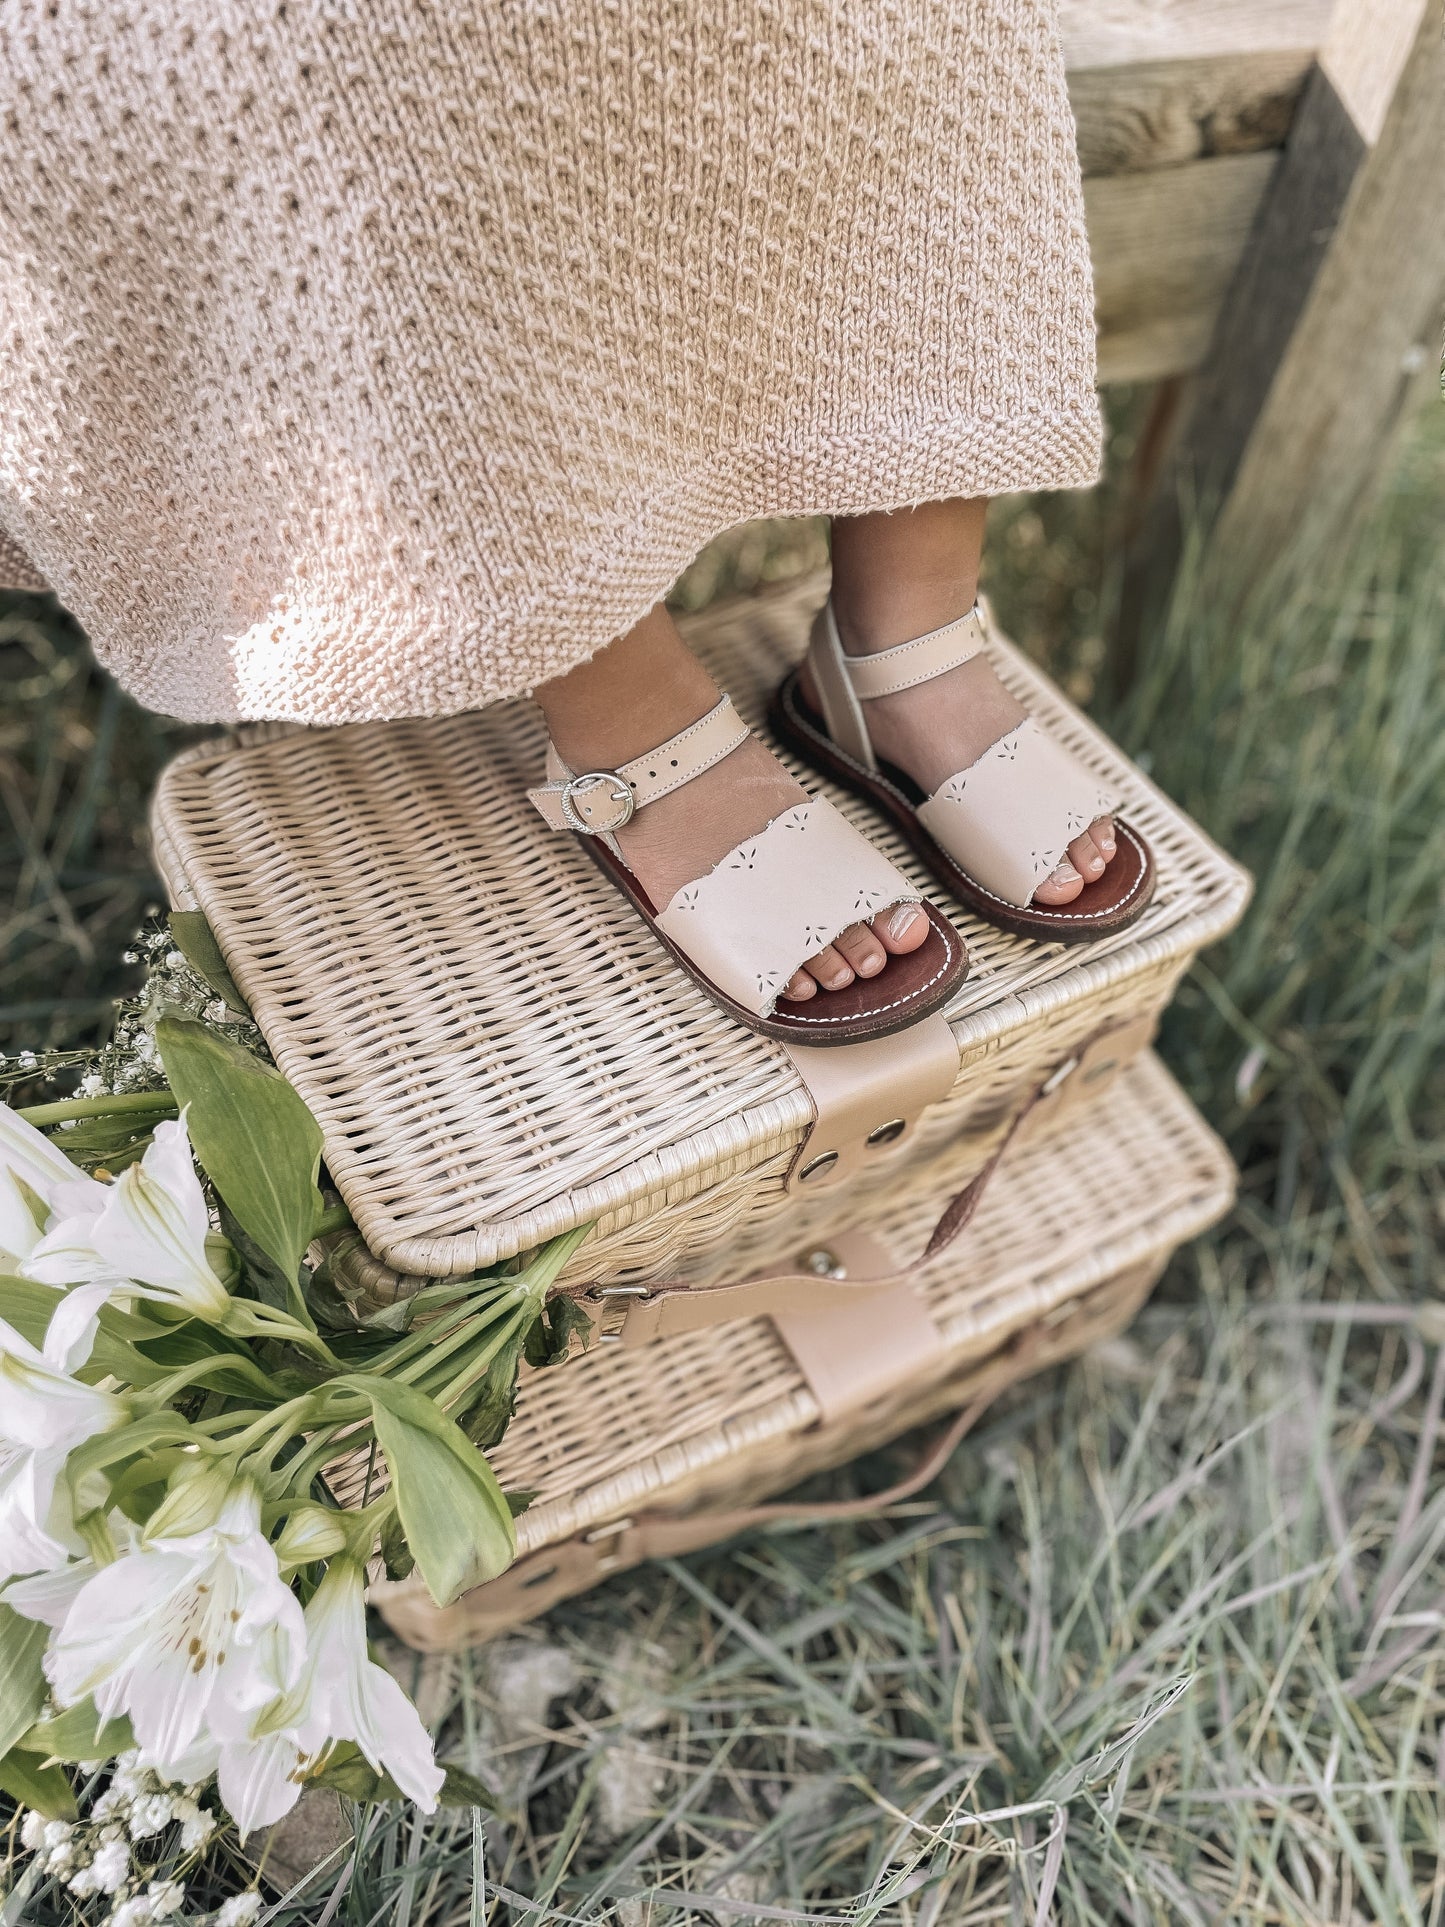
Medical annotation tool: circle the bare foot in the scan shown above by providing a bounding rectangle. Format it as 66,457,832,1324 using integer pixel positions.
821,502,1117,906
534,605,929,1003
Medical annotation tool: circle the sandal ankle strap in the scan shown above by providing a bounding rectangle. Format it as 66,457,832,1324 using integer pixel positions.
529,695,749,835
807,602,986,772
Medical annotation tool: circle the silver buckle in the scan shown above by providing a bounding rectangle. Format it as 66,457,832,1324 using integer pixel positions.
560,770,635,835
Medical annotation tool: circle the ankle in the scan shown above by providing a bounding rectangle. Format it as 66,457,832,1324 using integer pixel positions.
829,567,980,657
535,605,719,770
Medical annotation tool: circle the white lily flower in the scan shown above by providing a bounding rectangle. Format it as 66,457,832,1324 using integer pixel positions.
25,1111,232,1322
213,1559,443,1836
5,1509,144,1626
0,1104,107,1268
43,1481,306,1782
0,1284,125,1585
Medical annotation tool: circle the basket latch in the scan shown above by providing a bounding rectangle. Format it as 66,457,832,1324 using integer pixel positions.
779,1011,961,1196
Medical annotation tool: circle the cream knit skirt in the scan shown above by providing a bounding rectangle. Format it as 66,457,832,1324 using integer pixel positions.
0,3,1101,725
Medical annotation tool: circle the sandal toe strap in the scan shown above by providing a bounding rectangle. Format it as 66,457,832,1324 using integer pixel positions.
656,798,920,1017
917,720,1117,910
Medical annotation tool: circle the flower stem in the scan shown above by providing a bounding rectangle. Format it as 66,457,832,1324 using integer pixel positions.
313,1201,354,1236
418,1305,531,1411
219,1299,343,1365
16,1090,180,1126
387,1291,525,1386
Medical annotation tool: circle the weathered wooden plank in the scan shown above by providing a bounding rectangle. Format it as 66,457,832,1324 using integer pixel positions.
1136,0,1444,600
1088,153,1278,384
1059,0,1331,74
1070,51,1311,176
1063,0,1331,175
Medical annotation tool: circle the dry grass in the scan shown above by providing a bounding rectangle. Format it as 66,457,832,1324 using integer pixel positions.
3,406,1443,1923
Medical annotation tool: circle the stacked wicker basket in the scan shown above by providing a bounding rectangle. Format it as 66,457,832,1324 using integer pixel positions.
150,576,1250,1649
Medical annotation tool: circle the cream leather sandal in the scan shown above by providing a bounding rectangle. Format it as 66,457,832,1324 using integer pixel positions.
527,695,969,1045
771,603,1156,943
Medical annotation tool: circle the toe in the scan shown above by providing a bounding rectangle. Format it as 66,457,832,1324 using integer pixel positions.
1069,830,1106,884
805,944,855,992
834,921,888,978
1033,854,1084,905
1091,815,1116,863
781,968,818,1003
874,902,930,955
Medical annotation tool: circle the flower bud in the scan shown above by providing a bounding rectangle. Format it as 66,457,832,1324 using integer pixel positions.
273,1504,350,1567
143,1459,241,1541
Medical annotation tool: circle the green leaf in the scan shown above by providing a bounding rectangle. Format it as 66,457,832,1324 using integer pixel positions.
343,1377,515,1606
437,1761,498,1812
0,1275,173,1387
457,1335,525,1452
168,910,252,1017
42,1113,156,1174
306,1740,404,1804
16,1698,134,1762
305,1745,496,1814
156,1015,323,1319
0,1749,77,1820
379,1511,415,1582
0,1604,50,1760
219,1198,307,1319
523,1294,593,1371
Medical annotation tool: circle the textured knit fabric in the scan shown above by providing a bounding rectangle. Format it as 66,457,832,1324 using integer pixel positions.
0,2,1101,725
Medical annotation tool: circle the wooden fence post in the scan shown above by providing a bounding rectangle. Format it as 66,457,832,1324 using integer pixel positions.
1121,0,1444,639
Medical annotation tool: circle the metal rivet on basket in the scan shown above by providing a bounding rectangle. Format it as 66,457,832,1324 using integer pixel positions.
866,1118,906,1147
803,1248,847,1280
798,1151,839,1183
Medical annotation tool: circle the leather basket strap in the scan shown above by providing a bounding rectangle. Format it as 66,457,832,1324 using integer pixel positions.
780,1011,961,1195
372,1325,1050,1652
563,1039,1093,1423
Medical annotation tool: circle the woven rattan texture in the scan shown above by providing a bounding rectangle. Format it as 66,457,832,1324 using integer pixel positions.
151,576,1249,1280
334,1055,1235,1568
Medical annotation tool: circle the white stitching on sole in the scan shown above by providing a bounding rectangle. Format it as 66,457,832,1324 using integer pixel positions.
766,916,959,1027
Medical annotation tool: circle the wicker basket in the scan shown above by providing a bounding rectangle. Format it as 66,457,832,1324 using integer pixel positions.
150,576,1249,1298
362,1050,1236,1651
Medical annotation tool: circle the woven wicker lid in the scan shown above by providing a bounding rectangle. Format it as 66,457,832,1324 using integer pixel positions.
150,578,1250,1277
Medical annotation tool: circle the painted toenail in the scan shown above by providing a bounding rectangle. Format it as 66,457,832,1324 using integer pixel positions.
884,905,923,941
826,967,852,989
1087,856,1103,874
1052,858,1081,884
856,953,884,977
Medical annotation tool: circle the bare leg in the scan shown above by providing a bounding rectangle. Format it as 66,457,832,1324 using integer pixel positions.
820,500,1116,903
534,603,928,1001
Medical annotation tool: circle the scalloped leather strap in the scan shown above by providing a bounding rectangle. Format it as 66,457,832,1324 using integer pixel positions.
917,719,1116,909
528,695,923,1018
653,797,921,1017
